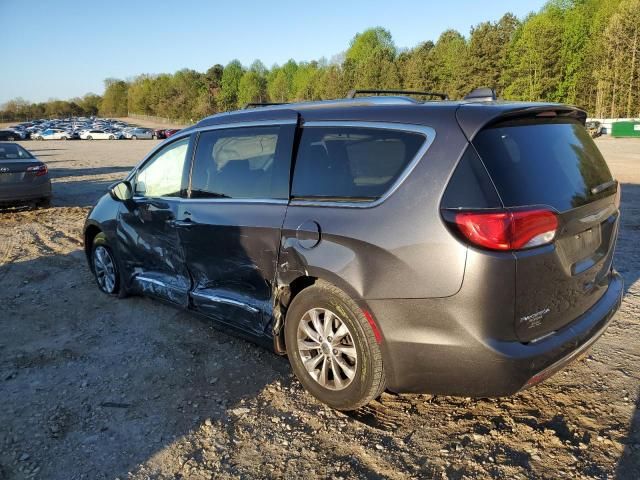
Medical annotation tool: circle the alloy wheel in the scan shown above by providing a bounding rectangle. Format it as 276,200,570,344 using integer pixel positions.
93,246,116,293
296,308,358,391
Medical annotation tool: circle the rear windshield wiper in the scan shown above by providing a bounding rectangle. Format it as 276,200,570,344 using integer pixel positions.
590,179,617,195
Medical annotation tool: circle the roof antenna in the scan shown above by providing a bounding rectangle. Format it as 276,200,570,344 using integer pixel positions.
463,87,497,101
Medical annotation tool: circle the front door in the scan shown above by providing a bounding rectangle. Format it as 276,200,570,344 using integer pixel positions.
176,119,296,336
117,135,193,305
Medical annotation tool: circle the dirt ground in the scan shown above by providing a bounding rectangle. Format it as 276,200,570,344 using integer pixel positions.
0,136,638,480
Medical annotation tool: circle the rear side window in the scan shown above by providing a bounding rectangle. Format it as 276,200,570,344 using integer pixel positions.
473,121,614,212
292,126,425,201
190,125,293,200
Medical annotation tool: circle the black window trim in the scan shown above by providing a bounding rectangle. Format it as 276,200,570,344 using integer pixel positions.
290,121,436,209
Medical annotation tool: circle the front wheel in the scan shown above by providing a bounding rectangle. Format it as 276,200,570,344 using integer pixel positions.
284,280,386,410
91,234,121,295
87,136,93,140
131,135,137,140
109,135,115,140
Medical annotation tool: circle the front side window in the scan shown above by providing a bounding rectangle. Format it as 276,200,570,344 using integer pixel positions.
191,126,290,199
135,137,190,197
291,126,426,201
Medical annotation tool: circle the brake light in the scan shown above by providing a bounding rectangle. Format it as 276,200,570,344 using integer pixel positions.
451,209,558,251
27,165,48,176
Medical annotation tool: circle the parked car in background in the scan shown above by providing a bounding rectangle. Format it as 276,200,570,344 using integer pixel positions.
0,129,22,141
80,129,121,140
124,128,154,140
33,128,73,140
586,120,603,138
0,143,51,207
83,88,622,411
164,128,181,138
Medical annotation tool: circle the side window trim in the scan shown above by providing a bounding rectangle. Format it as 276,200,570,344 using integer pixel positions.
290,121,436,209
131,134,194,199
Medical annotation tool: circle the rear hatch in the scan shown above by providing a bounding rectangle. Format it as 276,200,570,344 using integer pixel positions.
472,117,619,342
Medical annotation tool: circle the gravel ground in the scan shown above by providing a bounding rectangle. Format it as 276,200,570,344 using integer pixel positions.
0,137,638,479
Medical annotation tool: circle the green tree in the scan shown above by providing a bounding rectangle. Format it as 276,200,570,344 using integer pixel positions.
345,27,400,89
100,79,128,116
503,6,565,101
467,14,519,94
219,60,244,111
430,30,469,99
238,61,268,106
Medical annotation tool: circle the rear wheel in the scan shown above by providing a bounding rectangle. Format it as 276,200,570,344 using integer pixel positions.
61,136,67,140
109,135,115,140
87,135,93,140
285,280,386,410
132,135,138,140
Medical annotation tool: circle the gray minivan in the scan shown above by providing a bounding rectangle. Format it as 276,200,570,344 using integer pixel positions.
84,89,623,410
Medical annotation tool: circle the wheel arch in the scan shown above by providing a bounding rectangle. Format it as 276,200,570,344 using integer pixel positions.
274,272,374,355
84,223,102,264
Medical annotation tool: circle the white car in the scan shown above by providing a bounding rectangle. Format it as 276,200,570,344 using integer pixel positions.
80,129,121,140
33,128,73,140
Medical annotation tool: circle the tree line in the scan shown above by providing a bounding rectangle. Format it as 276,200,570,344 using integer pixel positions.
2,0,639,123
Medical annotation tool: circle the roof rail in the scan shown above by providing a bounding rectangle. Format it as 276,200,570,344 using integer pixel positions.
346,89,448,101
463,87,497,101
243,102,288,109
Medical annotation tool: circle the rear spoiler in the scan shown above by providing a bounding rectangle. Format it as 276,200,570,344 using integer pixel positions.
455,104,588,141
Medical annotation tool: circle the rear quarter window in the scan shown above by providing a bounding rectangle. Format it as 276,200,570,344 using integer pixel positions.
292,126,425,201
473,121,614,212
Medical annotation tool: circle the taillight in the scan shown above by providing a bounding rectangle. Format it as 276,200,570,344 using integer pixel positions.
27,164,48,176
447,208,558,251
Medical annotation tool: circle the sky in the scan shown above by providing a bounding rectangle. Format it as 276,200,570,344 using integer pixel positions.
1,0,547,104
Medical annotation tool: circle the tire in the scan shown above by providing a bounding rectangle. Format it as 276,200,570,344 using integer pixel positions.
91,233,124,296
87,136,93,140
61,136,67,141
284,280,386,410
38,197,51,208
109,135,115,140
131,135,137,140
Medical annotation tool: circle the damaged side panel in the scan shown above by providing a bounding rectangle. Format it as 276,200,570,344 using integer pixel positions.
116,198,191,306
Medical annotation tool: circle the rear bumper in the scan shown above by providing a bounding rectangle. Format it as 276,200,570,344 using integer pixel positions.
0,181,51,205
369,270,623,396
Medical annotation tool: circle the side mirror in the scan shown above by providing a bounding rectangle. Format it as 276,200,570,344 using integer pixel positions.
109,180,133,202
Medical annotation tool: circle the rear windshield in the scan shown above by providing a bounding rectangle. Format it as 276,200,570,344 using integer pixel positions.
473,121,614,212
0,144,33,160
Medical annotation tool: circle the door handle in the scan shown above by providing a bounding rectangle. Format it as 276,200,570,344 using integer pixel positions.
168,218,196,228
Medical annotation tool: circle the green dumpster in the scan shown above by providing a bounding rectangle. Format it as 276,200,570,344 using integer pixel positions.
611,121,640,138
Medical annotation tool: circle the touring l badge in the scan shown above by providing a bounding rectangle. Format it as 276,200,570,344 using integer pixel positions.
520,308,551,329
